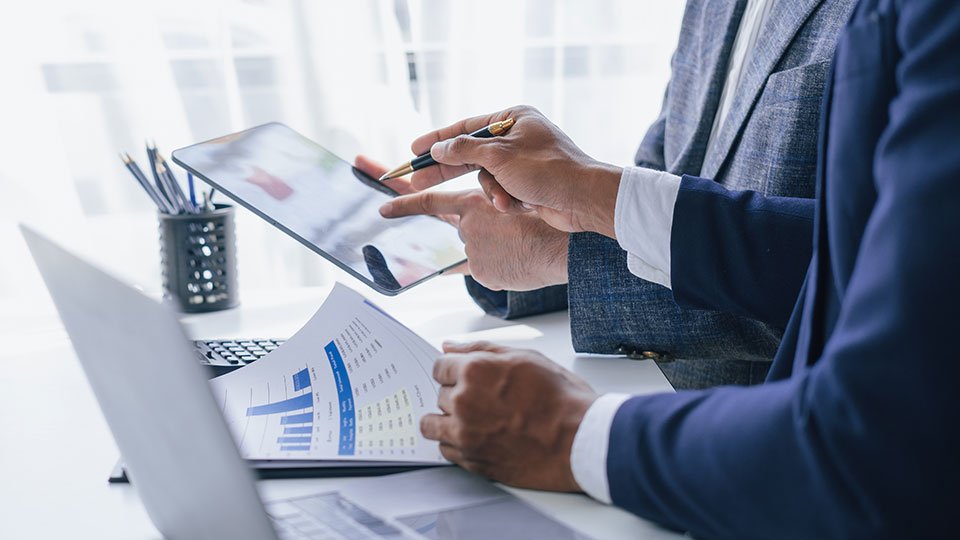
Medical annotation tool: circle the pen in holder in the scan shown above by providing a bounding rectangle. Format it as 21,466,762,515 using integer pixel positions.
159,204,239,313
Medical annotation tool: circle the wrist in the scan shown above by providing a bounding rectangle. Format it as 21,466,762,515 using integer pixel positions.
522,217,570,288
558,389,599,492
568,393,632,502
543,231,570,286
575,162,622,238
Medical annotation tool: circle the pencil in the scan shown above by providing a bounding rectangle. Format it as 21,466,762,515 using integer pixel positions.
155,149,194,213
188,173,198,210
121,153,174,214
146,143,181,213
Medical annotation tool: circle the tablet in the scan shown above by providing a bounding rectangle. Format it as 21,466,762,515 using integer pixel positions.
172,122,466,295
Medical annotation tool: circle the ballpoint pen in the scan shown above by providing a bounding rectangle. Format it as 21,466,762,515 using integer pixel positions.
379,118,515,181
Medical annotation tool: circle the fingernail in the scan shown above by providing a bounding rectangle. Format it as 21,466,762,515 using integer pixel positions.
521,202,533,211
431,140,449,160
379,201,393,216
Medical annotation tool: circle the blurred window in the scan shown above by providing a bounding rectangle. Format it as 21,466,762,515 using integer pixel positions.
0,0,682,301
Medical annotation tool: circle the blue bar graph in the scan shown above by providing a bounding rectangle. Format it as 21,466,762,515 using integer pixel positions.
325,341,356,455
292,368,310,392
245,392,312,416
281,413,313,424
240,368,316,455
277,436,311,444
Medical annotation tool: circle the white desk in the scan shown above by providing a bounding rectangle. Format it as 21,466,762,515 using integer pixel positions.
0,226,682,539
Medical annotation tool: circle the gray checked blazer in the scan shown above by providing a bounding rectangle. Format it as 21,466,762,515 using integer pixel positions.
466,0,858,389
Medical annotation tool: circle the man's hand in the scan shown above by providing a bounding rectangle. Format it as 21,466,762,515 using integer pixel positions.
356,155,570,291
380,190,568,291
421,341,598,492
405,106,624,237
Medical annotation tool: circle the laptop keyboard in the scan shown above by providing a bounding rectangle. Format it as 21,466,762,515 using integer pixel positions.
266,492,418,540
194,338,286,374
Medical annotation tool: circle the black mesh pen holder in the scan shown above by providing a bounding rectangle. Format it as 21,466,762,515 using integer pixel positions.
159,204,239,313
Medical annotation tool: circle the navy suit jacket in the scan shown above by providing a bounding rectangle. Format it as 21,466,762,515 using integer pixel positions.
608,1,960,538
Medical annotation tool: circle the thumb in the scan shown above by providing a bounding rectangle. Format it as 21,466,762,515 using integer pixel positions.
431,135,501,167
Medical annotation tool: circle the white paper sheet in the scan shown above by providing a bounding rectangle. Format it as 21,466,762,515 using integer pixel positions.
209,283,445,462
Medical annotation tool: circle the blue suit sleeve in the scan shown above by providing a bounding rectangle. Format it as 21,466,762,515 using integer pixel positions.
670,175,815,328
605,2,960,537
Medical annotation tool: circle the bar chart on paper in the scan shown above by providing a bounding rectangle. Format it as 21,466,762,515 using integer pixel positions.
222,338,431,459
243,367,315,453
210,283,446,463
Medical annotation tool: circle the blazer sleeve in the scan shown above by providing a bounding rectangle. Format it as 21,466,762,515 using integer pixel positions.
463,277,568,320
633,83,670,172
567,232,782,362
669,175,815,328
604,2,960,537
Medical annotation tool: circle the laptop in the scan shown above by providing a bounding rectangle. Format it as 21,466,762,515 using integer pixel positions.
21,224,426,540
22,225,594,540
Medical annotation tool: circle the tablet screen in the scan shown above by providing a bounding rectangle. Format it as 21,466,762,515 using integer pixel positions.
172,123,466,294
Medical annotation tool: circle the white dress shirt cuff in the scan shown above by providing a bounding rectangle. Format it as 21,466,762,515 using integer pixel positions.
613,167,682,289
570,393,632,504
